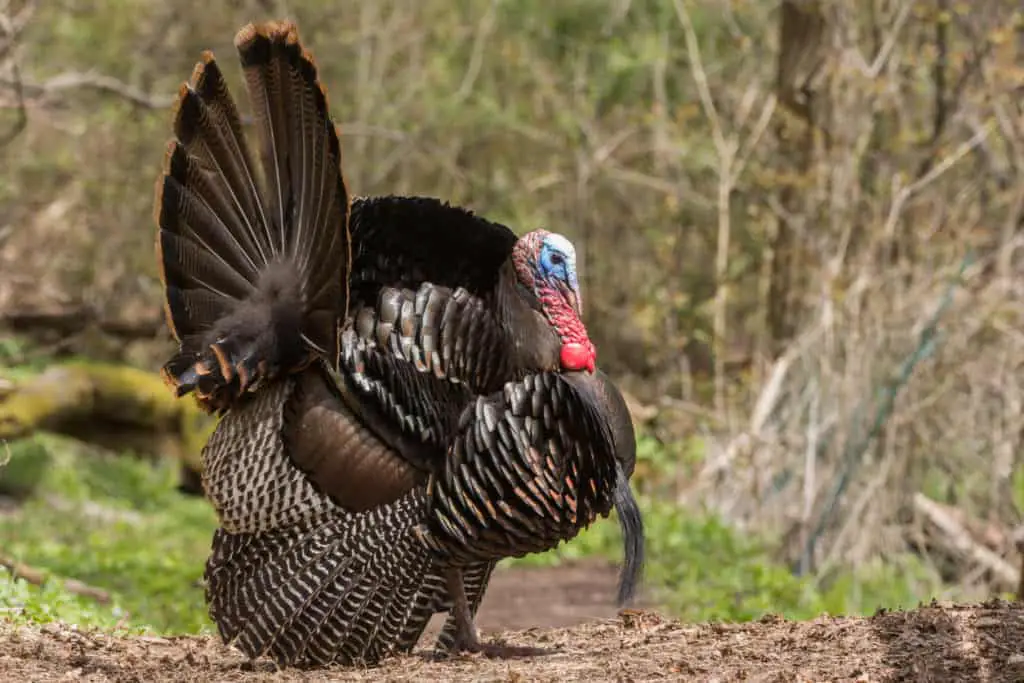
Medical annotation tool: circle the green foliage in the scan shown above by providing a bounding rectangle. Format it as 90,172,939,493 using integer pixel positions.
1012,466,1024,518
0,573,141,632
0,438,52,499
0,338,25,367
0,339,53,372
0,436,217,634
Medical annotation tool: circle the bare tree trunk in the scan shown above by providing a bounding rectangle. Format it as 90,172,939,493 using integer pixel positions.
768,0,828,354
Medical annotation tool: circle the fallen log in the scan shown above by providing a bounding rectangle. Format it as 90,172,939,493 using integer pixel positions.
0,361,215,492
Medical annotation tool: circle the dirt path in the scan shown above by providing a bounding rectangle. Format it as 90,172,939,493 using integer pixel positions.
426,560,631,638
2,562,1023,681
3,601,1024,681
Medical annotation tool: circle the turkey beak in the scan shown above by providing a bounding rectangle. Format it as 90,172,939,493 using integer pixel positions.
568,289,583,318
559,279,582,319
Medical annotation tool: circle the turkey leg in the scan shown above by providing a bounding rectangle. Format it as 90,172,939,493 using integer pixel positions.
445,567,553,658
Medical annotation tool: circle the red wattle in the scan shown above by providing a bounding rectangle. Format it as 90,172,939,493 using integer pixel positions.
560,342,596,373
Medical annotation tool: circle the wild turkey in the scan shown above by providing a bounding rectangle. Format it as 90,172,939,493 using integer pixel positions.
156,19,643,667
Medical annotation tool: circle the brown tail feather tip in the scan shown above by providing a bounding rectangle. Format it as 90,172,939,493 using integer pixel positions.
170,82,191,123
234,20,300,57
233,21,326,87
199,50,217,72
178,53,220,111
191,54,237,110
188,53,213,91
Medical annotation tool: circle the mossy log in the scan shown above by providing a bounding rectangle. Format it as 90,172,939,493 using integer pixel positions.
0,361,215,486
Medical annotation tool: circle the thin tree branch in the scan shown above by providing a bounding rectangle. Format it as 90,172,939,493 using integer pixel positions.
673,0,730,158
455,0,499,102
850,0,913,79
0,0,34,58
733,93,777,184
0,0,28,148
0,59,24,147
0,71,175,109
882,120,995,239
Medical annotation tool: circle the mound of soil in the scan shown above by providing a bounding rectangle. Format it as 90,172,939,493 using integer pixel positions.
2,563,1023,681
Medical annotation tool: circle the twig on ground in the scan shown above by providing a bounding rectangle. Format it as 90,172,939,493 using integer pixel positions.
0,555,111,603
913,493,1018,593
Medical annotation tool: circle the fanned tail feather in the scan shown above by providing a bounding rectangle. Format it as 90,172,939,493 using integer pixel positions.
156,20,350,413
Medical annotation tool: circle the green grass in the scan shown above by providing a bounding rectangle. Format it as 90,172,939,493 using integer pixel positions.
0,435,217,634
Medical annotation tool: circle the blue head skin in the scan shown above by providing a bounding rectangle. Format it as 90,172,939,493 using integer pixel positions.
536,232,582,317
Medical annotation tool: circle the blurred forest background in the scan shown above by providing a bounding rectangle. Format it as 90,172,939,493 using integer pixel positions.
3,0,1024,636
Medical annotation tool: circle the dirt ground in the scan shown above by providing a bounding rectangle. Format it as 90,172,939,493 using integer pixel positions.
2,562,1024,682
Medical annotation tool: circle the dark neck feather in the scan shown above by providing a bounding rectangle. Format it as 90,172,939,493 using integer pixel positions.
495,261,562,373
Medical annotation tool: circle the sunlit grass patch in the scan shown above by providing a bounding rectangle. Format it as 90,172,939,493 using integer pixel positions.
0,435,217,634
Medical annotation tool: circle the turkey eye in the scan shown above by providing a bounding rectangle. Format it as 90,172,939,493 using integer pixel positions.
549,253,564,266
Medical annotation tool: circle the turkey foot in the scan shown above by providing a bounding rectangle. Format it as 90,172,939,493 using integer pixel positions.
445,568,555,659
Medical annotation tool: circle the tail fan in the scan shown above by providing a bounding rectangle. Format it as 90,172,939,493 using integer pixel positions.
155,20,350,412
